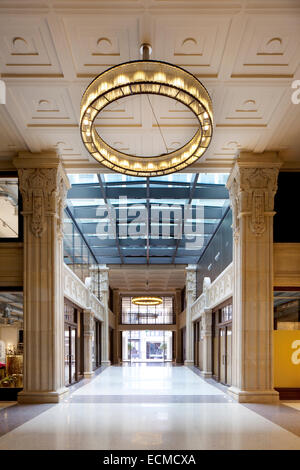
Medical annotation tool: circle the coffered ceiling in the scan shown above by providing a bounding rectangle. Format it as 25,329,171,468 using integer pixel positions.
0,0,300,173
108,265,186,293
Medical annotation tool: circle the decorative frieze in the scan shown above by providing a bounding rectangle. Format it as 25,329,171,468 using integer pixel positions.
64,264,104,321
192,263,233,321
207,263,233,310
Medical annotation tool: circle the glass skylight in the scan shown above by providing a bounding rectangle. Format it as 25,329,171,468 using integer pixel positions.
65,173,230,265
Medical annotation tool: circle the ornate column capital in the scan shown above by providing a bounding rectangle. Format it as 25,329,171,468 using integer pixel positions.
13,152,70,239
227,152,282,239
98,264,110,294
185,264,197,304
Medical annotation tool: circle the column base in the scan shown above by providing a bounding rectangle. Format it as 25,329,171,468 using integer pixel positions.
200,371,212,378
184,360,194,366
101,360,111,366
228,386,280,404
83,371,94,378
18,387,69,404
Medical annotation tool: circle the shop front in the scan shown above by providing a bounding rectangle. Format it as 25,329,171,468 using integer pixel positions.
64,299,84,386
273,290,300,399
93,319,101,370
212,299,232,386
194,320,201,370
122,330,173,363
0,291,23,400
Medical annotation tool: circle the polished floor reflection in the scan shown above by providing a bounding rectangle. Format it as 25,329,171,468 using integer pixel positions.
1,365,300,450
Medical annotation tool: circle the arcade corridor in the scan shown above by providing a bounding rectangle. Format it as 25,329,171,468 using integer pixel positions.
1,365,300,450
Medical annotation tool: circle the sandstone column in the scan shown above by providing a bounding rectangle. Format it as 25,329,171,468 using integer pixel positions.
14,151,70,403
112,288,120,364
83,308,94,378
227,151,281,403
98,264,110,365
201,277,212,377
174,288,182,363
184,265,197,365
201,310,212,377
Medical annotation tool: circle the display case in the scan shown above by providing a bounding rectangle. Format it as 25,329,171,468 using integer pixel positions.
0,291,24,400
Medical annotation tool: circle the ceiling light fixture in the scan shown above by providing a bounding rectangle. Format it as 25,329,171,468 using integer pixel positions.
132,296,163,306
80,44,213,177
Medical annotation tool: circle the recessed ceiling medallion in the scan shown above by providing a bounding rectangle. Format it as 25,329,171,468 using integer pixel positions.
80,47,213,177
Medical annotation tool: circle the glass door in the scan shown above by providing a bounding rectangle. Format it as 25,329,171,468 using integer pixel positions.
123,330,173,363
64,325,78,386
70,327,77,384
218,325,232,386
219,327,226,384
213,302,232,385
93,320,101,369
226,325,232,386
64,325,70,385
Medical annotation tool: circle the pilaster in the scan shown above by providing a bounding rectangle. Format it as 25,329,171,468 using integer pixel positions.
227,151,282,403
200,309,213,378
112,288,120,364
98,264,110,365
13,151,70,403
184,265,197,365
175,288,182,363
83,308,94,378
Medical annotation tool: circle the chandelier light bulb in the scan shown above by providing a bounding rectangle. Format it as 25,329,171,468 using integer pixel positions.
132,296,163,306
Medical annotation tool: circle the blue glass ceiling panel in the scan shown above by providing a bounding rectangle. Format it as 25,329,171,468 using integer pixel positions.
65,173,229,265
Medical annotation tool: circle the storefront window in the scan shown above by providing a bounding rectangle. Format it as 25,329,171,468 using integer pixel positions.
0,177,19,239
221,304,232,323
0,292,23,396
274,291,300,330
212,299,233,386
273,290,300,391
64,299,84,386
121,296,174,324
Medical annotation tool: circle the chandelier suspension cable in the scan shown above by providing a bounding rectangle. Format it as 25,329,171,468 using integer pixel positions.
146,94,168,154
141,43,168,155
131,273,163,307
140,43,152,61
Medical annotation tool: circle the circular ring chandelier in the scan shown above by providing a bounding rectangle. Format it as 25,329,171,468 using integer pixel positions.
132,296,163,306
80,49,213,177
